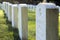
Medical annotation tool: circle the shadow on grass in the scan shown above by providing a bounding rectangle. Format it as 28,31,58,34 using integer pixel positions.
7,21,20,40
4,12,20,40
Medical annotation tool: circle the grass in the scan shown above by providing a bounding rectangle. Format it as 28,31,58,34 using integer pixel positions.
28,10,36,40
28,21,36,40
59,13,60,36
0,9,19,40
0,10,14,40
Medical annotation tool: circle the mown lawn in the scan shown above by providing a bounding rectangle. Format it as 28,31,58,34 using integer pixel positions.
0,10,14,40
59,13,60,36
28,10,36,40
0,10,19,40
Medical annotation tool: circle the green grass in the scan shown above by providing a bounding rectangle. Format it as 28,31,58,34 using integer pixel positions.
28,11,35,21
28,21,36,40
59,14,60,36
0,10,14,40
28,10,36,40
0,9,19,40
0,10,4,18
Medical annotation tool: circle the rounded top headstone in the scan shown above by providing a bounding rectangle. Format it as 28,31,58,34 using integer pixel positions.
3,2,6,3
3,2,8,3
37,3,57,9
8,3,12,6
12,4,18,7
56,6,60,12
19,4,27,7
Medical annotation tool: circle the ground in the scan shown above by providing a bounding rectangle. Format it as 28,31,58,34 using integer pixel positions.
0,10,19,40
0,9,60,40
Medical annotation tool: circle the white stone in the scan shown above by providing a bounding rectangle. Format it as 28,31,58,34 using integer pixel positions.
8,3,12,21
1,3,3,9
2,2,6,13
6,2,10,18
57,6,60,13
5,2,9,17
18,4,28,40
2,2,6,11
36,3,58,40
11,4,18,28
59,7,60,13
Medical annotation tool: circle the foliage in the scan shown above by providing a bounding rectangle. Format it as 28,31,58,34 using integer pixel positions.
0,10,19,40
28,10,36,40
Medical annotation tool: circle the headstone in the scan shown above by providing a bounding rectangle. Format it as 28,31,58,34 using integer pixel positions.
5,2,9,17
1,3,3,9
2,2,6,11
36,3,59,40
8,3,12,21
2,2,5,10
2,2,6,13
57,6,60,13
11,4,18,28
18,4,28,40
6,2,9,18
59,7,60,13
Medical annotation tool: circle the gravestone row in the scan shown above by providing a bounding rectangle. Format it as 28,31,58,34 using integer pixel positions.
2,2,59,40
2,2,28,40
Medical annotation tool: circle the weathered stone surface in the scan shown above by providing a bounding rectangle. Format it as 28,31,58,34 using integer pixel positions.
36,3,59,40
11,4,18,28
18,4,28,40
2,2,6,13
8,3,12,21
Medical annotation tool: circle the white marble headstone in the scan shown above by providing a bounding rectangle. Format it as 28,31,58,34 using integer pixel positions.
8,3,12,21
57,6,60,13
11,4,18,28
5,2,9,17
2,2,6,13
6,2,9,18
2,2,7,14
59,7,60,13
3,2,6,13
2,2,5,10
18,4,28,40
36,3,58,40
